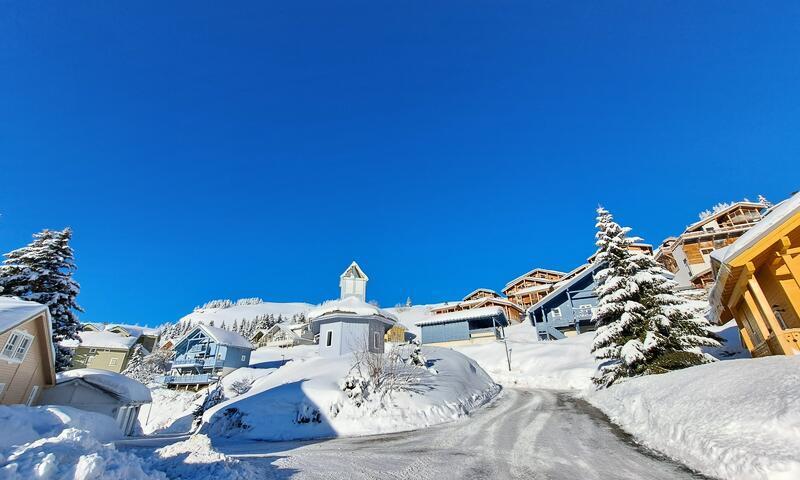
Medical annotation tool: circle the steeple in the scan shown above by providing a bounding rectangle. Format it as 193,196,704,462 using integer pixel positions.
339,261,368,301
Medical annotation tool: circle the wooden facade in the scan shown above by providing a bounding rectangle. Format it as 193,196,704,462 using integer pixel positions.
657,202,768,289
431,295,524,323
502,269,566,310
710,195,800,357
0,300,56,405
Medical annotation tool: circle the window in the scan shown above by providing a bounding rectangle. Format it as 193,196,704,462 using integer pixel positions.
241,354,246,362
373,332,380,349
579,304,592,309
26,385,40,406
1,330,34,362
700,247,714,256
109,357,118,367
550,308,562,318
0,383,5,398
89,348,97,354
326,331,333,347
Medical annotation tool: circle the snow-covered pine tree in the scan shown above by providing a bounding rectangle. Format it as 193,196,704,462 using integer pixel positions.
209,319,215,327
758,194,772,208
0,228,83,371
591,207,721,387
122,344,148,383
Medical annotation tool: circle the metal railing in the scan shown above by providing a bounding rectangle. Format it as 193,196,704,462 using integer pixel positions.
155,373,217,385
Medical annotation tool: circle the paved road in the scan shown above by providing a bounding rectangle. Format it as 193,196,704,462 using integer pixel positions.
210,389,707,480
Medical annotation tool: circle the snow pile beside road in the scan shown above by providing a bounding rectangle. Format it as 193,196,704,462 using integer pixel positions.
139,387,201,435
455,321,599,390
202,346,499,441
588,355,800,480
147,434,260,480
0,405,162,480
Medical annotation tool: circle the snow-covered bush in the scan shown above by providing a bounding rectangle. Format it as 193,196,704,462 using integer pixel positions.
123,346,172,385
341,343,425,407
228,377,253,396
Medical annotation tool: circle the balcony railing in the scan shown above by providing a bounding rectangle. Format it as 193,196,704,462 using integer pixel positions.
573,308,596,321
155,373,217,385
172,356,218,368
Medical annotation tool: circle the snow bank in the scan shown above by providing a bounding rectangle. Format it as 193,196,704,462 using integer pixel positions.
202,346,499,441
138,388,201,435
59,368,152,403
0,405,122,450
588,355,800,480
454,321,600,390
146,434,260,480
0,405,162,480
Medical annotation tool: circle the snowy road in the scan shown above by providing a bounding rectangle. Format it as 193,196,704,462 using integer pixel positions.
211,388,707,480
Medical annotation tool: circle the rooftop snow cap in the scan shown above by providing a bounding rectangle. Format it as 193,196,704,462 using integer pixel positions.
0,296,50,334
57,368,152,403
308,296,397,322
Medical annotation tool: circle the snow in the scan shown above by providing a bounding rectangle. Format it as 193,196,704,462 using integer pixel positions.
414,305,505,326
385,304,441,337
307,296,397,321
195,324,254,349
138,388,200,435
454,321,600,390
75,330,140,350
179,301,313,329
0,405,123,450
201,346,499,441
0,296,48,333
58,368,152,403
713,191,800,264
587,355,800,480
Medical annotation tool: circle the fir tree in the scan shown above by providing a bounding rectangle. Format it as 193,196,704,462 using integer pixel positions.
0,228,83,371
591,207,721,387
122,344,148,382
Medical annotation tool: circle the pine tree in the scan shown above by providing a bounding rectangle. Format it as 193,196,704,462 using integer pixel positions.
591,207,721,387
122,344,148,382
209,319,215,328
0,228,83,371
758,194,772,208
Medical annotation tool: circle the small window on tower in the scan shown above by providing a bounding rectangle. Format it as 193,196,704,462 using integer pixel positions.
326,331,333,347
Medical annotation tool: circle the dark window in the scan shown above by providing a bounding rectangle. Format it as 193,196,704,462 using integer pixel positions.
326,331,333,347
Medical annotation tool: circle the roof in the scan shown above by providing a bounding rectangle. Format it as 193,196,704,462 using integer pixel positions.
197,324,254,349
105,324,160,337
684,201,766,233
415,306,506,327
711,192,800,266
462,288,499,301
57,368,152,403
308,296,397,322
527,262,600,313
340,261,369,281
506,284,552,296
503,268,566,289
0,296,50,334
76,331,139,350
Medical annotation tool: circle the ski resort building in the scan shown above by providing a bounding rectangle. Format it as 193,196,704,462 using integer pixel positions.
0,296,56,405
430,289,524,323
655,201,770,289
710,192,800,357
309,297,397,357
157,324,253,389
416,306,508,346
502,269,567,310
38,368,152,436
251,323,314,348
528,263,601,340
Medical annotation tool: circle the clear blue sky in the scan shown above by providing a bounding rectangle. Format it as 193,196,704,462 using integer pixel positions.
1,1,799,327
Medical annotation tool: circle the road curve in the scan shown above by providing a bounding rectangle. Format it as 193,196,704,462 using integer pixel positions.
216,388,708,480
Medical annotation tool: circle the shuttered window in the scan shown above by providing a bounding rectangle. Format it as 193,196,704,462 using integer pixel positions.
1,330,34,362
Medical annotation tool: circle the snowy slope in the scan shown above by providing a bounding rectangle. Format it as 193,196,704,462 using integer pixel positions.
201,346,499,441
588,355,800,480
178,301,314,329
384,303,447,337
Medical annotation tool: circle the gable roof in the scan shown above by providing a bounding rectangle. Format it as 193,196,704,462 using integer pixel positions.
527,263,600,313
462,288,499,301
197,324,254,349
76,331,140,350
57,368,152,403
340,261,369,281
503,268,566,290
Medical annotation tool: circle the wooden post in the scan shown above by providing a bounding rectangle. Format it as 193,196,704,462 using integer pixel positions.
749,277,792,354
742,290,772,340
739,326,755,352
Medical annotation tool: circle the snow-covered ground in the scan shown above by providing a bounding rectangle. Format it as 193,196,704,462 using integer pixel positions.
201,345,499,441
179,301,314,329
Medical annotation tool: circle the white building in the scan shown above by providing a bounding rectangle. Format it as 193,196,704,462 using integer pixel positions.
340,261,368,302
309,297,397,358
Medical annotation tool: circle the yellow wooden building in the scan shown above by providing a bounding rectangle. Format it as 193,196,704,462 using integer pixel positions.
709,192,800,357
502,269,566,310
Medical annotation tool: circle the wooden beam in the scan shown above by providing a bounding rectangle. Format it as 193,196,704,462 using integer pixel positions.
749,277,785,334
742,289,772,340
727,262,756,310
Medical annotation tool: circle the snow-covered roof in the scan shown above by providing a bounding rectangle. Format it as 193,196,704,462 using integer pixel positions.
712,192,800,265
684,201,766,233
57,368,152,403
308,296,398,322
416,306,506,326
76,331,139,350
527,262,600,313
105,324,160,337
0,296,50,334
198,324,254,349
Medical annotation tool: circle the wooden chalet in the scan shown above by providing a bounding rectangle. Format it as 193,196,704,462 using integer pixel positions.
502,269,567,310
709,192,800,357
431,289,524,323
656,201,770,289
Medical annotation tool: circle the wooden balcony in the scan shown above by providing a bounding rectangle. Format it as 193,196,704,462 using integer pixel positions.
753,328,800,357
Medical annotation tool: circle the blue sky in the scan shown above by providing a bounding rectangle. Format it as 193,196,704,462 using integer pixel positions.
1,1,799,327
